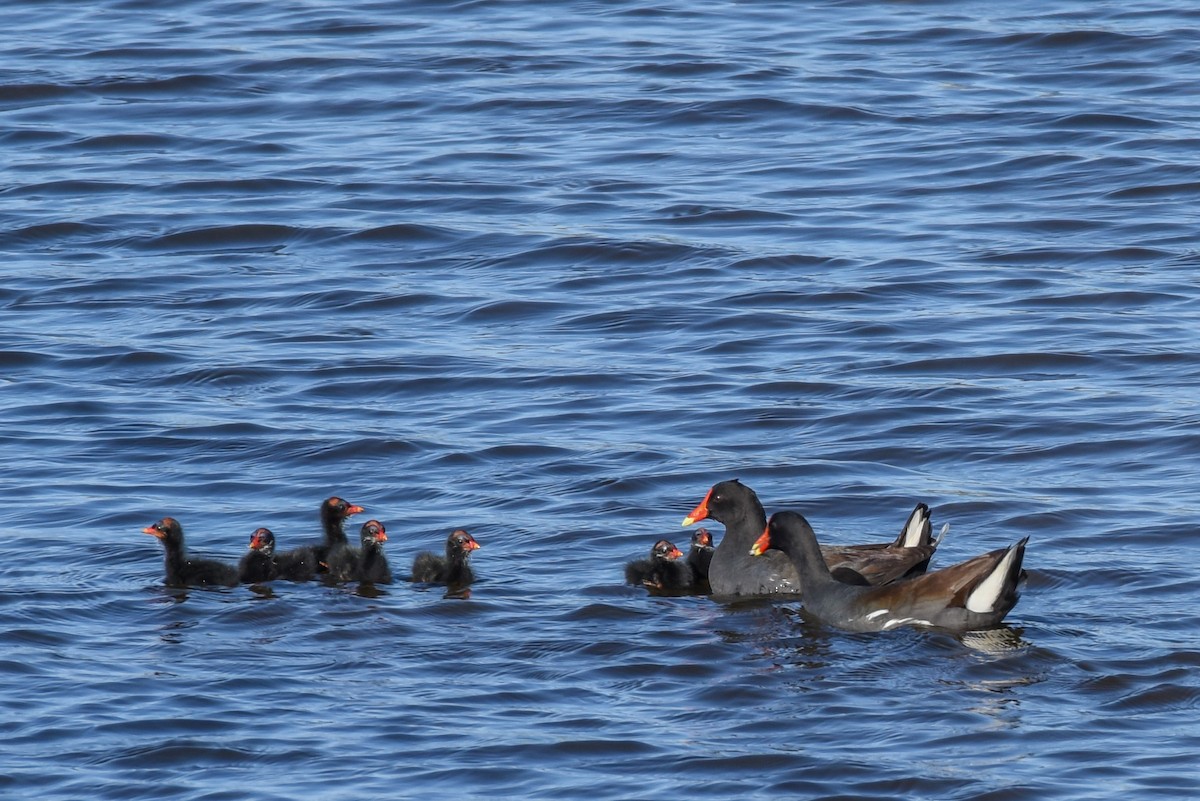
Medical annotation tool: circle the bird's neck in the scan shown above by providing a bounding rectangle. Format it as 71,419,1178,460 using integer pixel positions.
362,544,385,568
717,501,768,546
323,515,347,546
163,541,189,580
779,527,834,589
445,552,471,583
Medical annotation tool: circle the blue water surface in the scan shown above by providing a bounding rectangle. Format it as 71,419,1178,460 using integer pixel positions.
2,1,1200,798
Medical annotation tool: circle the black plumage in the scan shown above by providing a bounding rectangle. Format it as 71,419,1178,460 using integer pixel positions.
238,527,318,583
682,479,939,597
686,528,715,586
275,541,319,581
142,517,238,587
309,496,365,569
238,527,279,583
325,520,391,583
624,539,694,591
411,529,480,586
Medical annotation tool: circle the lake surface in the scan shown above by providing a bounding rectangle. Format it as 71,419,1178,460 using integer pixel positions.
3,1,1200,798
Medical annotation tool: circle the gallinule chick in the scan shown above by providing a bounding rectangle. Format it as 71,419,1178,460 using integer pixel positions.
238,527,318,583
142,517,238,587
624,539,691,591
238,527,279,583
411,529,480,586
314,496,365,563
753,510,1027,632
325,520,391,583
275,534,319,581
686,528,715,585
682,479,939,598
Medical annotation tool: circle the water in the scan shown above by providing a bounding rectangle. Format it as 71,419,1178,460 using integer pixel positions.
3,0,1200,797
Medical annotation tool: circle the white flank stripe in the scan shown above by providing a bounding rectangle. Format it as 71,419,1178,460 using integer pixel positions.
865,609,891,621
881,617,936,630
966,543,1020,614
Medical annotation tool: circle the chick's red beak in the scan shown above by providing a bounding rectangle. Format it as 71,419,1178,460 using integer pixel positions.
142,526,165,540
681,487,713,526
346,504,365,516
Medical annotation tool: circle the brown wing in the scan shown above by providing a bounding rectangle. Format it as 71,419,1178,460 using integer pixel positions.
864,546,1013,608
822,543,935,586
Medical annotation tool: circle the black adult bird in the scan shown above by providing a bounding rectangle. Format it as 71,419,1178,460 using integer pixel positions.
411,529,480,586
682,479,939,598
142,517,238,587
753,510,1027,632
325,520,391,583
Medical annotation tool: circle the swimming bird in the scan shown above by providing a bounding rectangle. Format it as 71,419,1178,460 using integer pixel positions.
238,527,279,583
237,527,318,583
624,538,692,591
686,528,715,586
309,496,365,569
682,479,939,597
411,529,480,586
325,519,391,583
753,510,1026,632
143,517,238,587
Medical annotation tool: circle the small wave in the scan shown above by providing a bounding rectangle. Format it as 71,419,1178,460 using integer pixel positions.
0,82,85,106
0,221,113,248
1105,181,1200,200
134,224,338,253
342,223,460,243
1048,112,1163,130
459,298,572,323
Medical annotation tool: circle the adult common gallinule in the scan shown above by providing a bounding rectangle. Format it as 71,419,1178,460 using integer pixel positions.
753,510,1027,632
682,479,939,597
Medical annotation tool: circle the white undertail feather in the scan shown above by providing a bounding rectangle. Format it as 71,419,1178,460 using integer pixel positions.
933,523,949,547
901,507,930,548
965,542,1022,614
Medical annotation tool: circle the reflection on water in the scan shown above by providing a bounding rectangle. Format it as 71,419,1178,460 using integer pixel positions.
157,619,195,646
247,584,276,601
353,582,390,600
959,626,1031,656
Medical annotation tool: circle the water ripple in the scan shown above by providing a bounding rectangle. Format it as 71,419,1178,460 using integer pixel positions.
3,1,1200,799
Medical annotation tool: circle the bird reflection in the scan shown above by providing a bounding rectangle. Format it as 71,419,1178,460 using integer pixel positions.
958,625,1030,654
